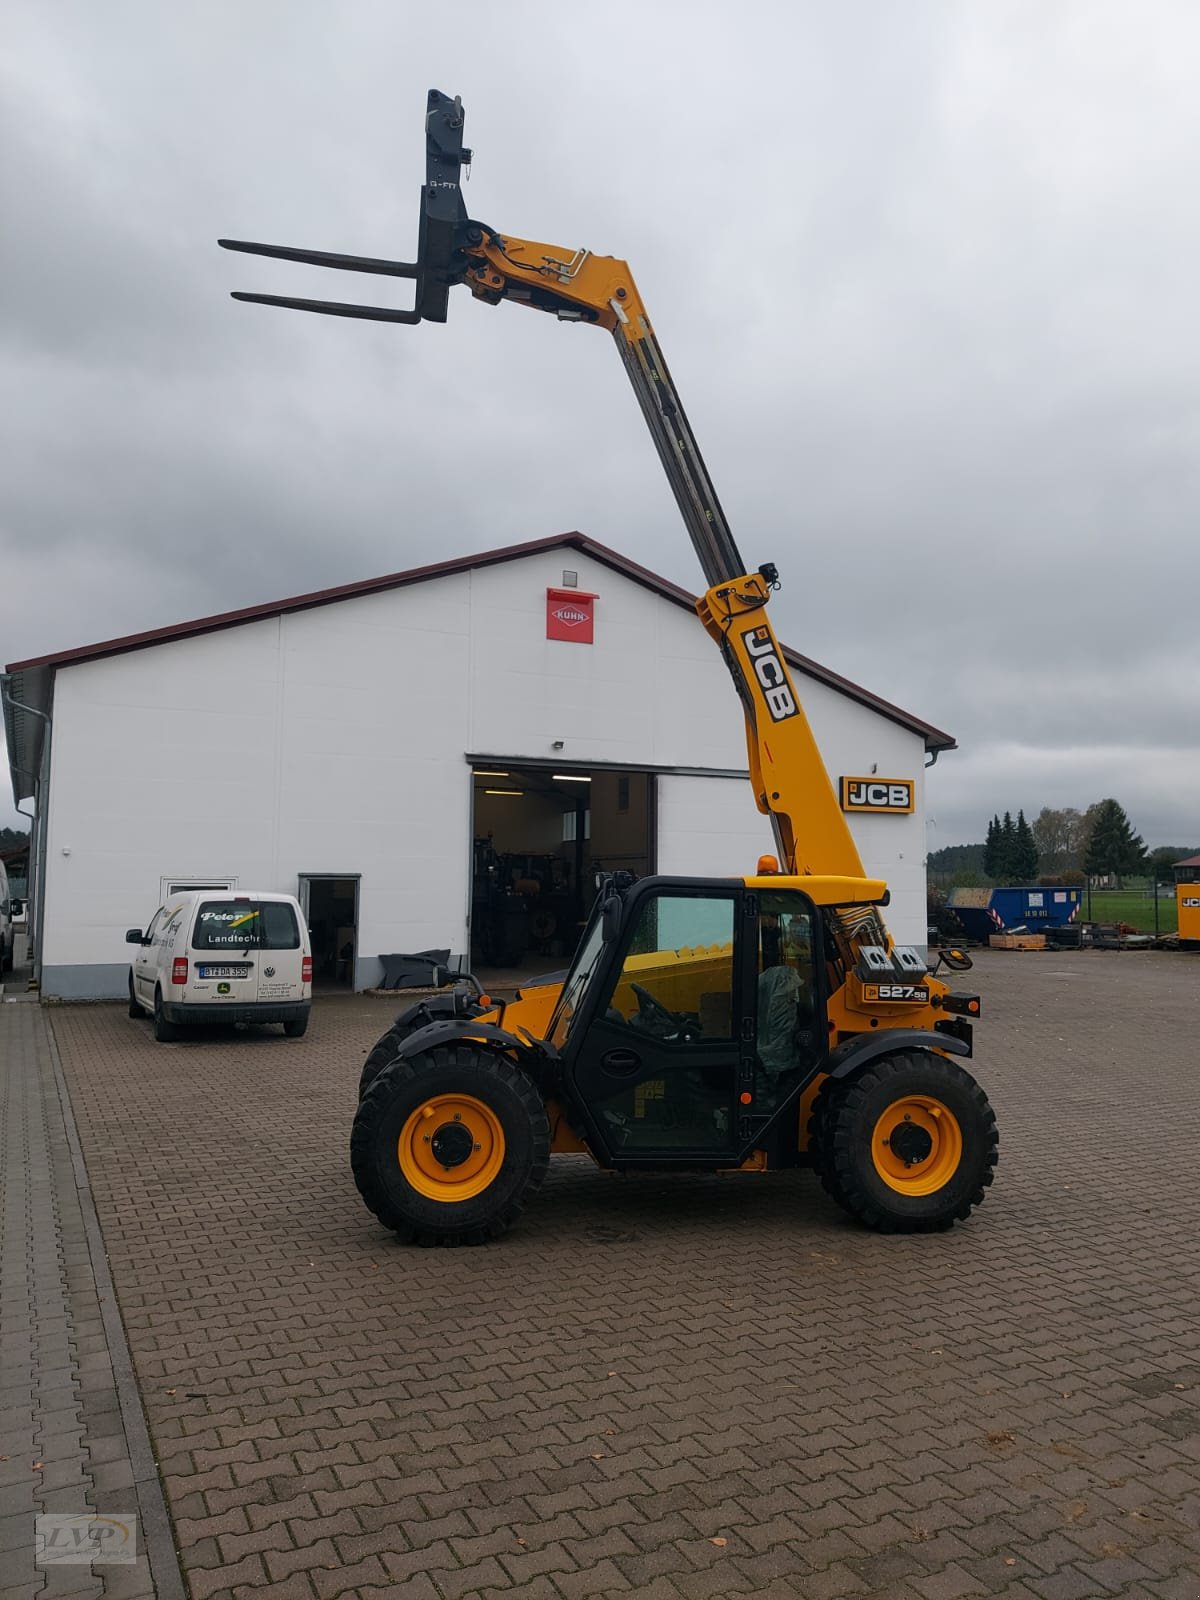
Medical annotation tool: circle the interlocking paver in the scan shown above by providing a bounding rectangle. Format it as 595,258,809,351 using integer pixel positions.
36,950,1200,1600
0,1000,167,1598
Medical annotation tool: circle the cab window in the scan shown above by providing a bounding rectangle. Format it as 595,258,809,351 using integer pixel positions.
607,894,735,1042
756,891,818,1091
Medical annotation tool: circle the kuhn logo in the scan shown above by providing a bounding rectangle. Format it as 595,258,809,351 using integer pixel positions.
741,627,798,721
841,777,914,813
552,604,589,627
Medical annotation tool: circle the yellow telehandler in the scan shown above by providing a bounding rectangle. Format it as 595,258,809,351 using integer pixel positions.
222,90,996,1245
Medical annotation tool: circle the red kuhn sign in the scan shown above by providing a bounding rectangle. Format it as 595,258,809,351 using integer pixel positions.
546,587,597,644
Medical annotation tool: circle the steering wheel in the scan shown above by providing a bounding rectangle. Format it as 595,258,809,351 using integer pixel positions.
630,982,686,1032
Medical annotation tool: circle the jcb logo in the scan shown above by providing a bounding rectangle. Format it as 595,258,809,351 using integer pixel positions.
741,627,798,722
1183,897,1200,908
841,776,915,814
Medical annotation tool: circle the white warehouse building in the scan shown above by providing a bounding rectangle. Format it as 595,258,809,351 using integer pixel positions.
4,533,954,999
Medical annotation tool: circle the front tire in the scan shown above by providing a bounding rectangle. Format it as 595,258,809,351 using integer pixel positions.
813,1051,997,1232
351,1044,550,1246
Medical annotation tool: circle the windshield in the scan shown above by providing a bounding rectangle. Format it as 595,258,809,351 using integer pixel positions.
548,902,608,1049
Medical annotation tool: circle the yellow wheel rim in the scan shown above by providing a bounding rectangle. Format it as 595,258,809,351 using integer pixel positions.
398,1094,506,1202
872,1095,963,1196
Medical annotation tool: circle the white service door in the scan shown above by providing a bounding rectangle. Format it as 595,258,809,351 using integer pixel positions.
655,774,775,879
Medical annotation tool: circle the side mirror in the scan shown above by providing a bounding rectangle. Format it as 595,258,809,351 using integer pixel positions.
934,947,973,973
125,928,145,945
601,895,622,943
10,899,22,917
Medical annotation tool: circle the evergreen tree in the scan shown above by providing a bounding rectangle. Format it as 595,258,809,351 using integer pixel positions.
997,811,1017,881
1083,799,1146,887
1013,809,1039,881
983,815,1000,878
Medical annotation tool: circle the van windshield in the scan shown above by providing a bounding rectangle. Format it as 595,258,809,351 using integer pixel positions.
193,901,300,950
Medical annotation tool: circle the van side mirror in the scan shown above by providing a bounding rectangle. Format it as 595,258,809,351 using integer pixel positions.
125,928,145,945
10,899,22,916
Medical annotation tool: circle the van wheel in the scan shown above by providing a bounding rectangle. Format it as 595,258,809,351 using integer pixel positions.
351,1044,550,1245
128,977,144,1019
813,1051,997,1232
153,987,181,1043
283,1016,309,1038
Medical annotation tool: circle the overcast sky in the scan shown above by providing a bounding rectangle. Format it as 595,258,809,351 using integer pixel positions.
3,1,1198,848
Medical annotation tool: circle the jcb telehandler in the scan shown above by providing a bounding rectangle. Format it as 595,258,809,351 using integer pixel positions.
222,90,998,1245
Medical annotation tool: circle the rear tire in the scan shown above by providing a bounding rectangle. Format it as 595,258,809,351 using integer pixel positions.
283,1016,309,1038
813,1051,997,1232
358,1022,417,1099
351,1044,550,1246
128,977,144,1019
153,987,181,1043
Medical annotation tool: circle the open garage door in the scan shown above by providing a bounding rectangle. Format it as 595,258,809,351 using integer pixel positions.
471,764,652,981
655,773,774,879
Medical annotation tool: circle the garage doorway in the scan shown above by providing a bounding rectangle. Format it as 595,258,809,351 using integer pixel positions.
298,875,359,989
469,764,652,982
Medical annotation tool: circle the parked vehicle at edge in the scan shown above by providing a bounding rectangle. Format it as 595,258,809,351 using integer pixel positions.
126,891,312,1042
0,860,14,974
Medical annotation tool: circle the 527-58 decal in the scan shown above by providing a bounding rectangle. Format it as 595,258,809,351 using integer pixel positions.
864,984,930,1002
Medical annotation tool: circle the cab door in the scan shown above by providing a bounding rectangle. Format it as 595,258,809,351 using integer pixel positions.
566,887,746,1163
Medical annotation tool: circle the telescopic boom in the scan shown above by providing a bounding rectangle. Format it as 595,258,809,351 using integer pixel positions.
220,88,866,880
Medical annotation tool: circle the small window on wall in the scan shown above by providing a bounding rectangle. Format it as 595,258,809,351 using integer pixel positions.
562,809,591,842
160,876,236,900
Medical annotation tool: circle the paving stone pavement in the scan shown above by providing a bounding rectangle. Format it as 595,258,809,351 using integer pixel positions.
0,996,169,1600
42,951,1200,1599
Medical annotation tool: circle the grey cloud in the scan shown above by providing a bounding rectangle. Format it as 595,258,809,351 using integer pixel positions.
3,0,1198,850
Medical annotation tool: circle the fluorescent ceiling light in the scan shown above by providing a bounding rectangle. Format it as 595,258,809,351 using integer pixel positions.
473,770,509,778
485,788,523,796
552,773,591,782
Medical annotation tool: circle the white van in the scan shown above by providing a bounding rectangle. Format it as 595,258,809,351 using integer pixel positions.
126,891,312,1042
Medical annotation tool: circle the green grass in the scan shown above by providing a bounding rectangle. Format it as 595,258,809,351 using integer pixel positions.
1083,889,1177,934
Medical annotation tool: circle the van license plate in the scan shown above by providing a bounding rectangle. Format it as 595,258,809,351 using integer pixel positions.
198,965,250,980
